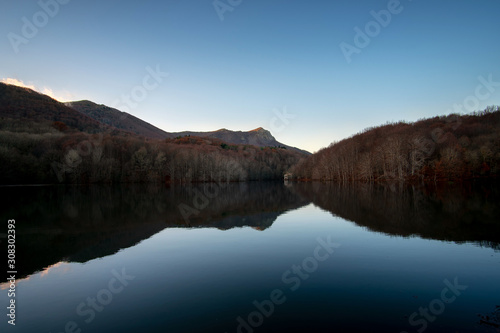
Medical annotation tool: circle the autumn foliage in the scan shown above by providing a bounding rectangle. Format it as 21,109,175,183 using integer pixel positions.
289,107,500,182
0,83,305,184
0,124,305,184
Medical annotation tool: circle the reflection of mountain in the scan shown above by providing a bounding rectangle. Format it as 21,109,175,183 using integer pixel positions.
0,182,309,282
4,180,498,282
291,181,500,250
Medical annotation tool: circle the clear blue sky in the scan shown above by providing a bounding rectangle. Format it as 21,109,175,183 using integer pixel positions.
1,0,500,152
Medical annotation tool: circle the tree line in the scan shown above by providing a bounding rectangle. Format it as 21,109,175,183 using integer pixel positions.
289,106,500,182
0,118,304,184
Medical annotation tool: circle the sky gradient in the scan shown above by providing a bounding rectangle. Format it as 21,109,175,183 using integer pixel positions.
1,0,500,152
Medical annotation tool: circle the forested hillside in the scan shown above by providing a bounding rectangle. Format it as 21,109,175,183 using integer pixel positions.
0,83,305,184
0,83,117,134
172,127,311,155
3,81,499,185
66,100,171,139
65,100,308,152
289,107,500,182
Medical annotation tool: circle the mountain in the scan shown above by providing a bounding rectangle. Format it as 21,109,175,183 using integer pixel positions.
65,99,309,154
65,100,170,139
0,82,307,184
172,128,310,155
0,83,113,134
0,82,308,154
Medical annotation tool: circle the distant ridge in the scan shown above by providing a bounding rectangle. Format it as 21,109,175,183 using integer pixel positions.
66,98,309,154
0,82,309,185
171,128,310,155
0,82,309,155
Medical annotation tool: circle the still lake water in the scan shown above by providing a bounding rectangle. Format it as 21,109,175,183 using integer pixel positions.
1,182,499,333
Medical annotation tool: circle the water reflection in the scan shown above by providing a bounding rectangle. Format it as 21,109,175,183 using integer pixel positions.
2,181,500,283
291,181,500,250
0,181,499,333
0,182,309,282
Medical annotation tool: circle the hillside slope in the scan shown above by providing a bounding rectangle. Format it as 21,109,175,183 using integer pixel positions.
65,99,309,154
0,83,111,134
0,83,306,184
173,128,310,155
290,107,500,182
66,100,170,139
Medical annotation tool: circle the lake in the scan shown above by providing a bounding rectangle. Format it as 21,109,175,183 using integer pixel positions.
1,181,499,333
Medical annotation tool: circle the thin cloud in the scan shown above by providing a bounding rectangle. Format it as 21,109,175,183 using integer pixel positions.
1,77,36,90
1,77,74,102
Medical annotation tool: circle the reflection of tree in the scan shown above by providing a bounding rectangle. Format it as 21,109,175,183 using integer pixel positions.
291,181,500,249
479,305,500,330
0,182,309,282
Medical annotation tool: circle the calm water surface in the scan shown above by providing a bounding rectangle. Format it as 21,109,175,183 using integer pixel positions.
1,182,499,333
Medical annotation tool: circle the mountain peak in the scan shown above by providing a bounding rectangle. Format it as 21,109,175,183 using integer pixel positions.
251,127,265,132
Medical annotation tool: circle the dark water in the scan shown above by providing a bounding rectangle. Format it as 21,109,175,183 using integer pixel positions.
1,182,499,333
